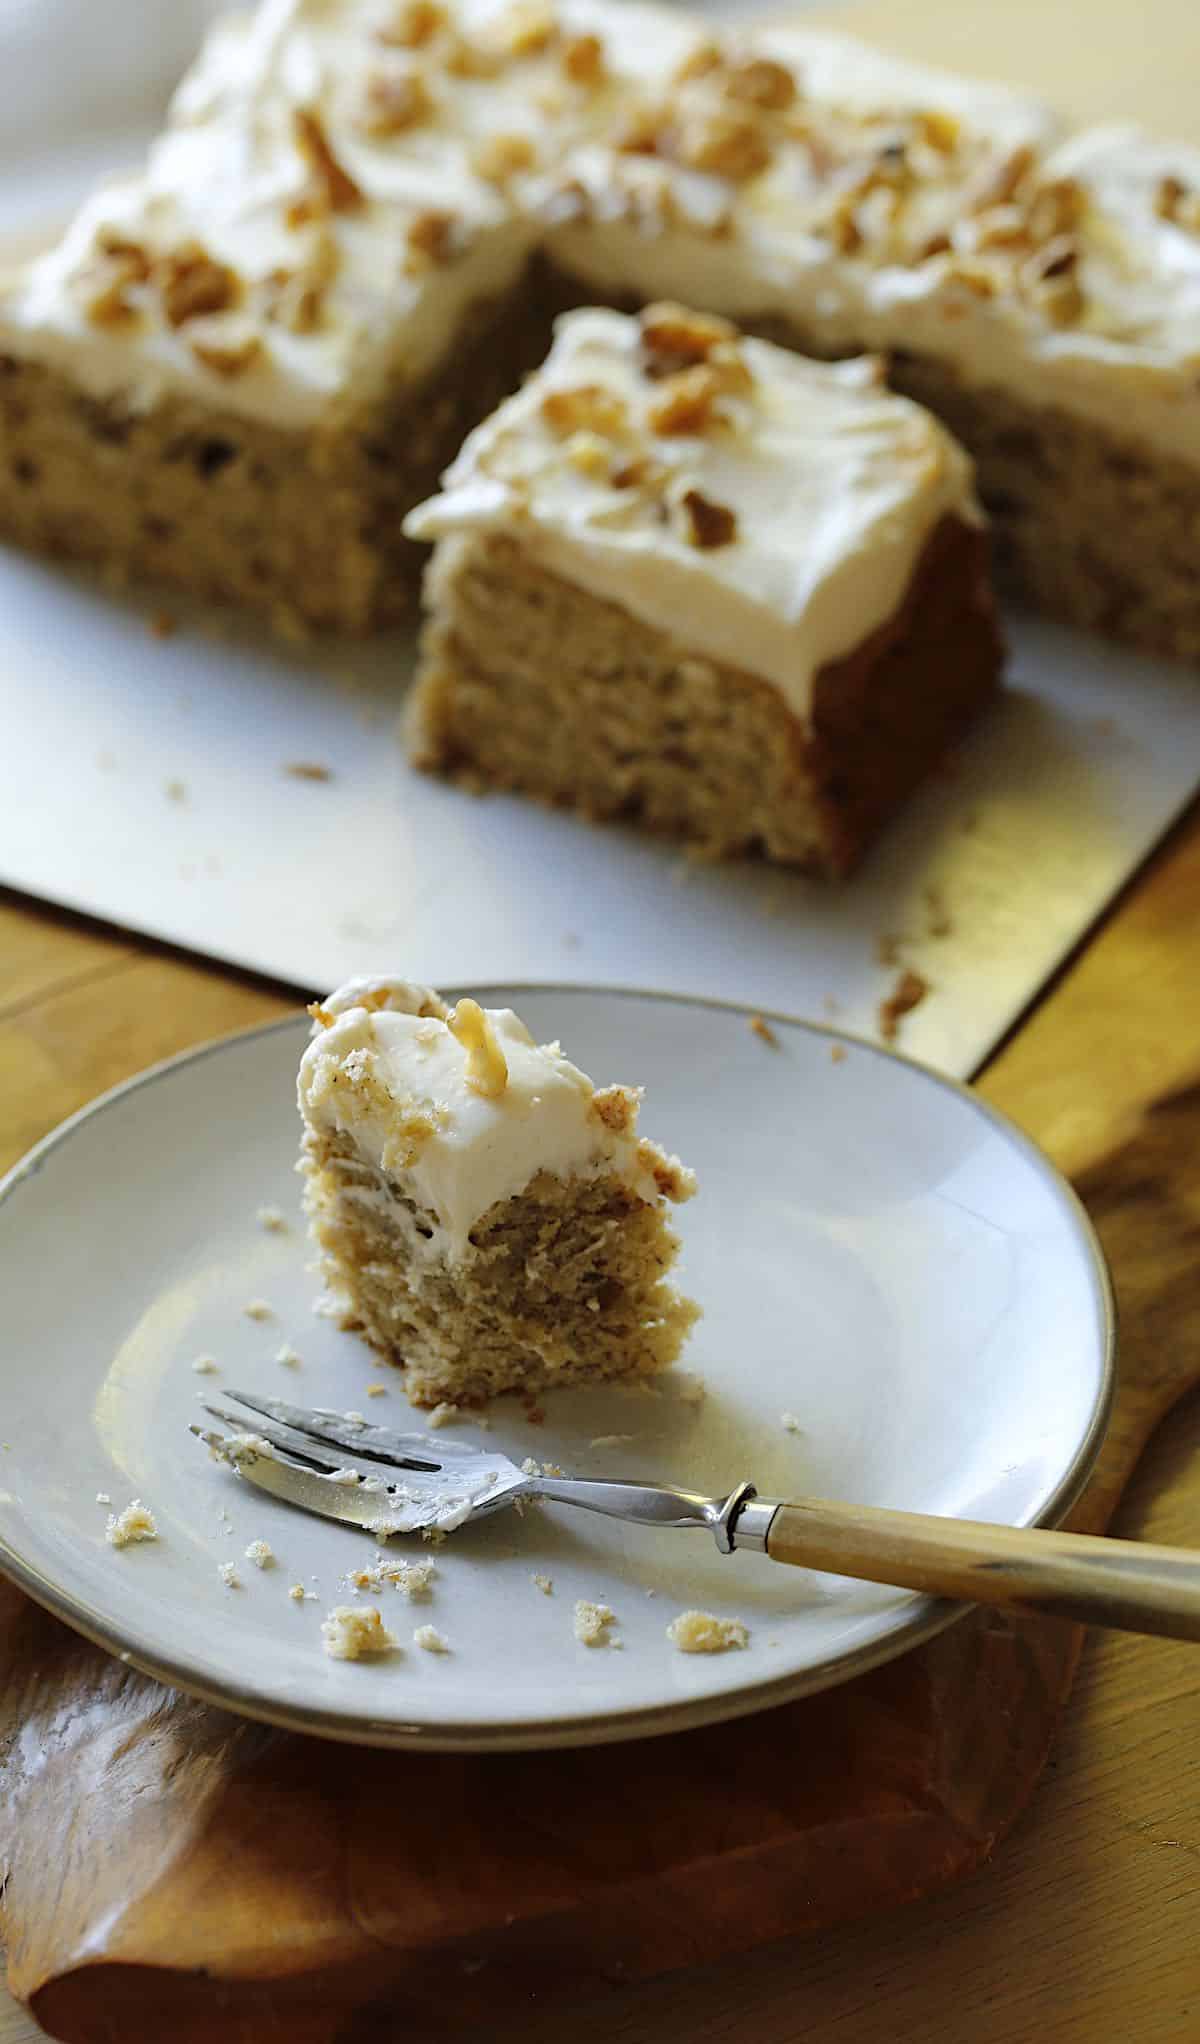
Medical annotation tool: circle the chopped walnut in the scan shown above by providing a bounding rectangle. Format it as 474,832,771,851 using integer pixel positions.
79,263,142,329
610,455,666,491
447,998,508,1098
541,383,628,438
638,301,736,373
723,56,796,112
1153,173,1200,231
498,0,557,57
404,209,457,270
1027,176,1083,242
679,488,737,549
96,229,152,279
968,144,1034,214
647,364,723,435
293,107,364,215
358,66,433,137
672,41,723,86
263,231,339,334
443,35,504,78
190,330,262,378
159,242,239,328
472,131,537,183
674,109,772,181
915,109,959,154
561,31,604,85
376,0,444,48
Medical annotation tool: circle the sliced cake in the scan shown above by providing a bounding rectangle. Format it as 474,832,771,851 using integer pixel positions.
0,0,631,634
404,303,1004,874
297,976,698,1405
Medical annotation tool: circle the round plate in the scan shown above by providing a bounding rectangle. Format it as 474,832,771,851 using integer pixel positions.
0,988,1114,1750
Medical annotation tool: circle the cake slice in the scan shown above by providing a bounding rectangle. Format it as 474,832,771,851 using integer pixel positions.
297,977,698,1405
404,303,1004,874
0,0,628,634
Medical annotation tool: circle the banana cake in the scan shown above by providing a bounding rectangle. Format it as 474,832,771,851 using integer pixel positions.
297,976,699,1405
404,303,1004,874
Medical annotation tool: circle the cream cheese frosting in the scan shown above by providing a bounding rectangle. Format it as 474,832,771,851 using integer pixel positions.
0,0,652,429
405,305,980,722
544,27,1200,463
298,977,672,1256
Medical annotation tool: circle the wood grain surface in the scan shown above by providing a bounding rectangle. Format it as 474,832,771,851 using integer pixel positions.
3,2,1200,2038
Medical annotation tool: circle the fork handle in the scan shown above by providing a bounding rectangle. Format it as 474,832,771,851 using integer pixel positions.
742,1497,1200,1642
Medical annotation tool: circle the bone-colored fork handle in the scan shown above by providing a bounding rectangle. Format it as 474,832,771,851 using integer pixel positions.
745,1497,1200,1642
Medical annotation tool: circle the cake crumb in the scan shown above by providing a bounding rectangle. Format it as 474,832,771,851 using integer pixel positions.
243,1298,274,1321
413,1623,450,1654
590,1433,635,1449
285,761,333,781
321,1604,395,1659
95,1491,112,1506
346,1554,435,1600
667,1610,749,1654
780,1412,803,1433
574,1598,617,1647
105,1499,157,1548
532,1573,554,1595
288,1582,307,1601
748,1014,778,1047
830,1044,847,1064
427,1401,462,1428
192,1355,218,1374
218,1560,241,1589
256,1205,288,1231
366,1383,388,1397
164,776,187,801
879,969,929,1043
244,1539,274,1569
276,1344,302,1368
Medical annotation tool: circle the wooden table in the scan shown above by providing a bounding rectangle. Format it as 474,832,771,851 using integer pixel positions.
3,2,1200,2037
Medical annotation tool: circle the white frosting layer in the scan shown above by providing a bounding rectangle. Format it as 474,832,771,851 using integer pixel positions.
299,978,668,1257
3,3,1198,463
405,307,979,720
546,28,1200,463
0,0,647,428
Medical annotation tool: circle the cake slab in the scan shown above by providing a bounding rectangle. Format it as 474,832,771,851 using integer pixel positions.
2,542,1200,1079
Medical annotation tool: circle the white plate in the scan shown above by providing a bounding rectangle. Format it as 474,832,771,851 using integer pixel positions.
0,989,1113,1750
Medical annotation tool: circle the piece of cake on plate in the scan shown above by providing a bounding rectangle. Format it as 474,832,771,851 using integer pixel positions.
297,977,698,1405
404,302,1004,874
0,0,629,634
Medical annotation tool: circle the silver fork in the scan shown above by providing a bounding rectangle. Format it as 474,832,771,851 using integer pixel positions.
191,1391,1200,1642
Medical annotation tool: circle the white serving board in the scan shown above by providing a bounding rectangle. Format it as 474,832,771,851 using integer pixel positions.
1,544,1199,1080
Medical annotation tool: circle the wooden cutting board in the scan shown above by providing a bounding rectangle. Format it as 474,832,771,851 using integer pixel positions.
2,869,1200,2044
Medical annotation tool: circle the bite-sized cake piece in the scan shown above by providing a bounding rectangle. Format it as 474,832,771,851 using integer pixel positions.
0,0,632,634
297,977,698,1405
404,304,1003,873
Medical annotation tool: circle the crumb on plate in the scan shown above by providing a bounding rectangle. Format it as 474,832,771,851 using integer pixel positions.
667,1610,749,1654
574,1599,617,1647
413,1623,450,1654
322,1603,395,1659
105,1499,157,1549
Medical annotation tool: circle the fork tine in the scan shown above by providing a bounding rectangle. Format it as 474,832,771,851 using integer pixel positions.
223,1387,483,1470
188,1423,442,1534
200,1402,380,1479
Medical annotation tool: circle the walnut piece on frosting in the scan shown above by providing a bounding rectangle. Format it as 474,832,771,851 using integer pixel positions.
561,31,605,87
472,131,538,184
159,242,240,328
679,488,738,549
448,998,509,1098
647,364,724,435
405,208,459,271
292,107,364,216
358,66,434,137
376,0,445,48
541,383,629,438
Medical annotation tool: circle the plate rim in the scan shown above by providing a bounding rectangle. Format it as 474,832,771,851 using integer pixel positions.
0,983,1117,1751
